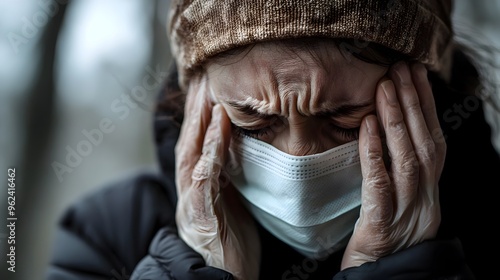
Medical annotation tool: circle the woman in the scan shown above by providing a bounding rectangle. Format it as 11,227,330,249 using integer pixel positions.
47,0,500,279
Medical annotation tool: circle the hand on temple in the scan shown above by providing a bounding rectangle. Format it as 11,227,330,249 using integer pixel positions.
342,62,446,269
174,75,261,280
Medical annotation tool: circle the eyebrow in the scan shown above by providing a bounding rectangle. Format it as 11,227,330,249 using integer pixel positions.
226,100,373,118
226,101,276,119
315,101,374,118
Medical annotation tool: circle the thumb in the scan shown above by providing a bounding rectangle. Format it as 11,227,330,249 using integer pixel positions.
190,104,232,221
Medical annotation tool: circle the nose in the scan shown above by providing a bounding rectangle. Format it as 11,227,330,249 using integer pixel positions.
271,116,336,156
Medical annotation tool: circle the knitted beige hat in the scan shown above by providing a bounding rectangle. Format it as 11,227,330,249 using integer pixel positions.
167,0,453,90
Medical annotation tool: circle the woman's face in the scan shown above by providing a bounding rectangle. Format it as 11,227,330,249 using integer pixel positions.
206,41,388,156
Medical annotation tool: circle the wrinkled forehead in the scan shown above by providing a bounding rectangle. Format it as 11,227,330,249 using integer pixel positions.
204,41,388,110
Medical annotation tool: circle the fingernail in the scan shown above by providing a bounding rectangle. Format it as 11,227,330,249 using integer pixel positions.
212,104,222,122
366,116,377,136
209,88,218,104
381,80,397,105
394,62,411,87
414,63,427,80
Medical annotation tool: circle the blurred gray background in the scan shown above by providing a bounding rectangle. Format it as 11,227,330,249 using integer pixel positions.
0,1,171,279
0,1,499,280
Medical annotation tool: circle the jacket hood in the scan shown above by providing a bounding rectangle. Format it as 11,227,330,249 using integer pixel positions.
153,62,184,182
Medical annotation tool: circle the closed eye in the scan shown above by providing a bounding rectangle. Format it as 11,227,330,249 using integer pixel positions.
232,123,273,138
329,125,360,141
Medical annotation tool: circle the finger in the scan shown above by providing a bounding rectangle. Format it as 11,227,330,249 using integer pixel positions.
390,63,435,173
190,104,232,221
175,76,213,190
192,104,231,182
359,114,393,226
390,62,436,186
376,78,418,210
410,63,446,176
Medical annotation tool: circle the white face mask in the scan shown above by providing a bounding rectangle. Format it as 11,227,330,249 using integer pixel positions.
227,134,362,258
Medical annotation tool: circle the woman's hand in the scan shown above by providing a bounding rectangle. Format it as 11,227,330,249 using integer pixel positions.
341,62,446,269
174,76,261,280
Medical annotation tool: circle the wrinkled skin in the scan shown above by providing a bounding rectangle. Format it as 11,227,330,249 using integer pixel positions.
341,62,445,269
175,41,445,278
175,75,260,280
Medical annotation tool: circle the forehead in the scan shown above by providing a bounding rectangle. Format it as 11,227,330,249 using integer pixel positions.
205,41,387,110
